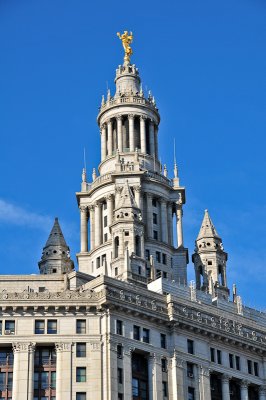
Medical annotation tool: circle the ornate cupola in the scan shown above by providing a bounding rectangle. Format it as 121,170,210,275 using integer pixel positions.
38,218,74,275
192,210,229,299
76,32,188,287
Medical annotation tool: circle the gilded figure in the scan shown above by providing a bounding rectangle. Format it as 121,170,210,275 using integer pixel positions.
117,31,133,63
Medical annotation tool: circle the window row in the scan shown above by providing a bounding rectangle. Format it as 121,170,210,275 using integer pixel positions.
210,347,260,376
34,319,87,335
116,320,167,348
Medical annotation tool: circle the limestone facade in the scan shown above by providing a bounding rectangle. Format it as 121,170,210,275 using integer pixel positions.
0,47,265,400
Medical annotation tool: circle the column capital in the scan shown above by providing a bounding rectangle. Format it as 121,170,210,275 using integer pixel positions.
172,351,185,368
140,114,147,121
128,113,135,120
55,342,73,352
100,123,107,130
88,204,95,211
12,342,35,353
94,201,102,208
200,365,210,377
124,345,135,357
107,119,112,126
116,114,123,121
240,380,250,389
146,192,153,199
80,205,87,213
221,374,231,383
259,385,266,395
106,193,113,202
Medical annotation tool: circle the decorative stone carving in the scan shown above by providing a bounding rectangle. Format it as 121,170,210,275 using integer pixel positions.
55,342,72,352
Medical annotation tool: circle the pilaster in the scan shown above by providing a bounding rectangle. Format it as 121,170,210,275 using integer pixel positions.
123,346,133,400
140,115,147,154
80,206,88,252
170,353,184,400
221,374,231,400
12,342,35,400
55,342,73,400
199,366,211,400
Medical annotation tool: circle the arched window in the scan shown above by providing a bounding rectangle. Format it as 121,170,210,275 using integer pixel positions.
114,236,119,259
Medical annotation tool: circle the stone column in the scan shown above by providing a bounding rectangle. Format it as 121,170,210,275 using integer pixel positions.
100,123,107,160
123,346,133,400
221,374,231,400
12,342,34,400
154,125,159,159
160,199,168,243
167,203,173,245
89,205,95,250
80,206,88,252
148,354,162,400
28,343,36,400
55,342,72,400
94,202,102,247
134,186,141,210
176,204,183,247
140,115,147,154
109,342,118,399
117,115,123,152
199,366,211,400
146,193,153,238
170,353,184,400
259,386,266,400
129,114,135,152
240,381,249,400
107,194,113,239
149,119,155,157
107,120,113,156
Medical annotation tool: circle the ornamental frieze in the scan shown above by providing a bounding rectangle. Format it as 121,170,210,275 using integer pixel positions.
172,303,266,346
0,288,105,301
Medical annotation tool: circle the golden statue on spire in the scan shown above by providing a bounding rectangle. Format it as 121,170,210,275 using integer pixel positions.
117,31,133,64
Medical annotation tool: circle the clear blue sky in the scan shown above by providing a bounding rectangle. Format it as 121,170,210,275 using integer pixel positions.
0,0,265,309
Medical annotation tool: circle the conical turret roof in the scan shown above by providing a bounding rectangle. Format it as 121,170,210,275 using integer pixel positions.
116,181,138,209
44,217,68,249
197,210,220,240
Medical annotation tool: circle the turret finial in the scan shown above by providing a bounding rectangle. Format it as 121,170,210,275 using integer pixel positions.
117,31,133,65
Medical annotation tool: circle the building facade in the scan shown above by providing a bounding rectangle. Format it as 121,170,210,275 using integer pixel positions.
0,36,265,400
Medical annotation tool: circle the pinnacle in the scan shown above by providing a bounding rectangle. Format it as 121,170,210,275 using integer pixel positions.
197,209,220,240
116,181,138,209
44,217,68,248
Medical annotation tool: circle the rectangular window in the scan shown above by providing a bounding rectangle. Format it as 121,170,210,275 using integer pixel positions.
187,362,194,378
76,343,86,358
118,368,123,384
161,358,167,372
76,367,86,382
133,325,140,341
104,215,107,227
51,371,56,389
116,320,123,335
187,339,194,354
153,213,157,224
229,354,234,369
163,271,167,279
103,202,107,210
118,394,123,400
76,320,86,334
247,360,252,374
210,348,215,362
217,350,222,365
254,362,259,376
188,387,195,400
152,198,157,207
117,344,123,359
104,233,108,242
35,320,45,334
145,249,150,260
162,253,167,265
102,254,106,266
96,257,100,268
153,230,158,240
235,355,240,370
160,333,166,349
162,381,168,397
76,393,86,400
47,320,57,334
5,321,15,334
41,371,49,389
156,251,161,262
143,328,150,343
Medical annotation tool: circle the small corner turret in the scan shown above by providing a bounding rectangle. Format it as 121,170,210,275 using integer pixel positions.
38,218,74,275
192,210,229,300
